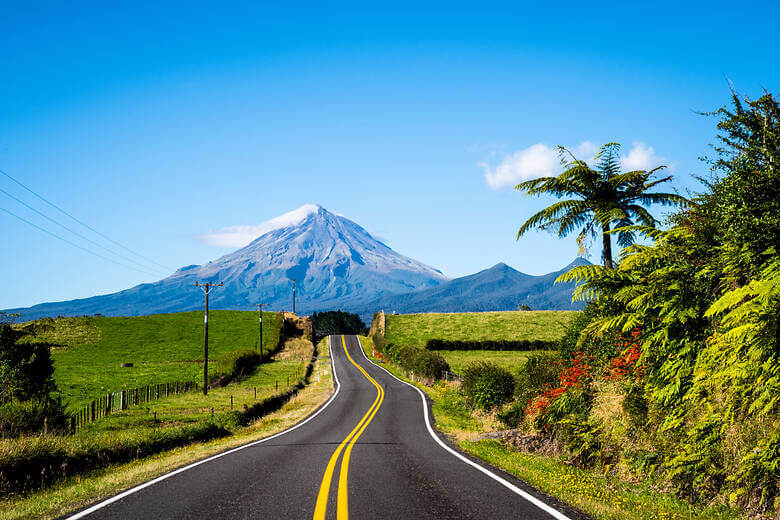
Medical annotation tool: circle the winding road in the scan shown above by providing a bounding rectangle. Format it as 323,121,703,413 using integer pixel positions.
65,335,584,520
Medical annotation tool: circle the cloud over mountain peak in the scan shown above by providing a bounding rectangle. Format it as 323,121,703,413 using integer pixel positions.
197,204,324,248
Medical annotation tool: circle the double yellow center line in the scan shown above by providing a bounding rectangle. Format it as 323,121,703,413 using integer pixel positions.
313,335,384,520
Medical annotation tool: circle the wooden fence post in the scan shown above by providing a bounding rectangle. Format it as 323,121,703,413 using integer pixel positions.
91,400,95,421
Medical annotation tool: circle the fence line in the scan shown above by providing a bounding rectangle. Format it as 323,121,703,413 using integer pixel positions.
68,380,199,434
443,370,462,382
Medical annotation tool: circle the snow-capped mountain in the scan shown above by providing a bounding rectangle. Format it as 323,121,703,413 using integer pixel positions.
8,205,448,319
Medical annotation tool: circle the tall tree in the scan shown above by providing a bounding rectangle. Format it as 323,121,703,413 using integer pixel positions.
515,142,687,268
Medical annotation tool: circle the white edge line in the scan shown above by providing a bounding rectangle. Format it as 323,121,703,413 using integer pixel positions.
356,336,573,520
65,335,342,520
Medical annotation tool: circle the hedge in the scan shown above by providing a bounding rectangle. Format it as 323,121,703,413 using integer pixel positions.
425,338,557,351
384,343,450,380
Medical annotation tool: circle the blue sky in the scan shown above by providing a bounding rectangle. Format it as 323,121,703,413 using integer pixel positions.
1,1,778,308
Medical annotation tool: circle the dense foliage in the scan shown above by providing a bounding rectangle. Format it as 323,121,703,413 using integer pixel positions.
518,90,780,513
311,311,367,343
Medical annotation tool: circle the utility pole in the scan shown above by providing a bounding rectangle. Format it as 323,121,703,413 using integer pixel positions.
195,281,223,395
255,303,266,357
292,279,296,315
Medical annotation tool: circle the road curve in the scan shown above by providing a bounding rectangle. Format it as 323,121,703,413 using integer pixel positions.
64,335,586,520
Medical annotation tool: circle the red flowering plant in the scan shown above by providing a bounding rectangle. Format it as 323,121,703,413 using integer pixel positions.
605,328,645,383
371,347,388,363
526,350,595,423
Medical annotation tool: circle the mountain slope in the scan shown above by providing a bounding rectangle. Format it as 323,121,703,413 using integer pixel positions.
7,205,447,320
355,258,589,315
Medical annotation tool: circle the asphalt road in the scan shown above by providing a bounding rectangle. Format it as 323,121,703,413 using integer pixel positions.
66,335,585,520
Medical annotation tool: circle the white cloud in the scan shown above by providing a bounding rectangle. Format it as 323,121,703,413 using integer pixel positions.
620,141,665,171
481,141,597,190
481,140,669,190
197,204,321,248
480,143,559,190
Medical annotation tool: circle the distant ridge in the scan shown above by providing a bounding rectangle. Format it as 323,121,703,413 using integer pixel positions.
355,258,589,315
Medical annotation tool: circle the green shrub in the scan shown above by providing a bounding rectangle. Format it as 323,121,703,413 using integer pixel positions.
621,383,649,430
0,321,58,404
557,303,618,361
426,339,557,351
730,434,780,511
498,352,562,427
497,400,525,428
371,332,387,353
534,387,593,434
0,399,67,438
515,351,562,401
384,343,449,380
211,349,262,386
562,418,603,468
462,362,515,411
665,415,726,500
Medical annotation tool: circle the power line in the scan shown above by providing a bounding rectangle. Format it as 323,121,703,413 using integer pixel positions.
0,186,168,277
0,168,171,271
0,206,164,277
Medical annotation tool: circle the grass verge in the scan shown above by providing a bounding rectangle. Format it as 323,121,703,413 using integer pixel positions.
357,336,743,520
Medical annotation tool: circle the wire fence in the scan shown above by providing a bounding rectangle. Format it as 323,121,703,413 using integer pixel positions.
68,380,200,433
443,370,462,382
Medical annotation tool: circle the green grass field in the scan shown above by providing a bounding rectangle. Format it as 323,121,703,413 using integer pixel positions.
76,341,309,435
383,311,578,348
436,350,553,374
19,311,282,410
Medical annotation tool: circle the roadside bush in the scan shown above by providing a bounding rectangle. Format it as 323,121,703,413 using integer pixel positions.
730,434,780,512
426,339,557,351
0,399,67,438
557,304,619,361
0,321,58,404
211,349,262,386
462,362,515,411
385,343,449,380
515,351,562,402
499,352,562,427
371,331,387,354
561,418,603,468
497,400,525,428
